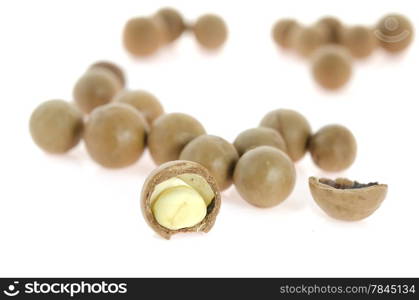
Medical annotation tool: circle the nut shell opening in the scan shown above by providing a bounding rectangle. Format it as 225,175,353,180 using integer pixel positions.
141,160,221,239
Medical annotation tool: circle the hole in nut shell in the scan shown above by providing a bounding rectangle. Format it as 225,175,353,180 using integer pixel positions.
319,178,379,190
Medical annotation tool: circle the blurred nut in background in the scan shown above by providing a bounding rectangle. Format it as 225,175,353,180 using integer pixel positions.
375,14,414,53
343,26,377,59
311,45,352,90
316,16,344,44
272,19,300,49
155,7,186,43
193,14,228,49
89,61,126,88
123,17,163,56
293,26,327,57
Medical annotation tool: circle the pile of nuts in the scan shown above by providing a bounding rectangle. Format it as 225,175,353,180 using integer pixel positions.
29,8,394,240
123,8,228,56
272,14,414,90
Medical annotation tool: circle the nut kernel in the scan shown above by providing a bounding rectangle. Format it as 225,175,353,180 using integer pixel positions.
141,160,221,239
152,186,207,230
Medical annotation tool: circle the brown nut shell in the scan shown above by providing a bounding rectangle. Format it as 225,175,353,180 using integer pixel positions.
141,160,221,239
73,69,121,114
193,14,228,49
155,7,185,43
272,19,300,49
309,177,388,221
234,127,287,157
375,14,414,53
123,17,163,56
89,61,126,87
113,90,164,125
342,26,377,59
233,146,296,208
260,109,311,162
179,135,239,191
293,26,327,57
148,113,206,165
316,16,344,44
84,103,148,168
309,124,357,172
30,100,84,154
311,45,352,90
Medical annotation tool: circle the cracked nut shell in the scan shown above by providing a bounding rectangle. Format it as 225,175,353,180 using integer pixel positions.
141,160,221,239
148,113,206,165
311,45,352,90
234,127,287,157
309,124,357,172
84,103,148,168
180,135,239,191
234,146,296,208
73,69,121,114
30,100,84,154
309,177,388,221
193,14,228,49
113,90,164,126
375,14,414,53
260,109,311,162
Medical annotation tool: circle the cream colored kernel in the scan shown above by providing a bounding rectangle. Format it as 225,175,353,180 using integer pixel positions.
152,186,207,230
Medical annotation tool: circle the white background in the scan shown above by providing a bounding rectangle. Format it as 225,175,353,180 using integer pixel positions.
0,0,418,277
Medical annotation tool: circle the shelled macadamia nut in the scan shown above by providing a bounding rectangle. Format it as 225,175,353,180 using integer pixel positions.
73,69,121,114
309,177,387,221
234,127,287,157
342,26,377,59
316,16,344,44
272,19,300,49
293,26,327,57
180,135,239,191
193,14,228,49
141,160,221,239
89,61,126,88
155,7,185,43
309,124,357,172
84,103,148,168
260,109,311,162
113,90,164,125
375,14,414,53
148,113,206,165
123,17,163,56
30,100,84,154
234,146,296,208
311,45,352,90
